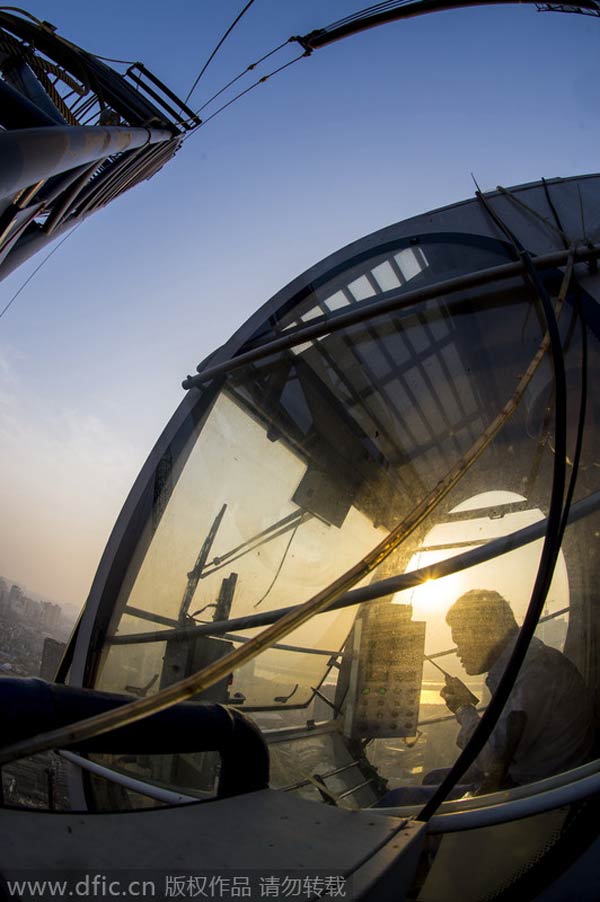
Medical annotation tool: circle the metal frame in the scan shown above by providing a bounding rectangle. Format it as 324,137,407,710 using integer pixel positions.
294,0,600,53
0,10,192,281
61,173,600,812
184,242,600,387
69,174,600,689
0,125,173,200
71,228,519,687
376,766,600,834
59,751,199,805
106,488,600,644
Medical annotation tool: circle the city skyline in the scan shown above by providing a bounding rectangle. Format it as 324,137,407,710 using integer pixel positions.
0,1,598,610
0,571,76,614
0,574,67,620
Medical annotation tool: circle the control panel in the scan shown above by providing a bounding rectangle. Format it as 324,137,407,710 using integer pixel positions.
344,601,425,740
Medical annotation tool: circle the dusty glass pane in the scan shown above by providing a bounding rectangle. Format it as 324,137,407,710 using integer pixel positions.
87,231,600,808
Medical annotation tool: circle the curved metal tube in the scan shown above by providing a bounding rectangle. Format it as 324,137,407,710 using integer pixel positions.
373,758,600,817
59,750,199,805
184,243,600,387
425,770,600,833
0,314,565,767
295,1,600,52
111,486,598,647
416,227,573,820
0,236,583,767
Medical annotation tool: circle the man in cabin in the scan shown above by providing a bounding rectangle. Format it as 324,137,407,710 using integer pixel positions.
442,589,595,791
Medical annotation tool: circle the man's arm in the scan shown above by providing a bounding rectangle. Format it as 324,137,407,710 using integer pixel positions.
442,681,527,790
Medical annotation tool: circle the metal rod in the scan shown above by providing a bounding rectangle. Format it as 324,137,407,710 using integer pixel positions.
310,686,342,715
337,777,377,800
201,513,309,580
80,142,175,215
69,149,145,214
373,757,600,820
425,656,452,678
295,0,600,52
58,750,198,805
417,712,468,727
281,758,363,793
214,631,343,657
124,606,177,627
183,243,600,389
417,231,571,821
321,760,362,778
128,62,201,127
43,158,106,234
179,504,227,622
109,492,597,647
201,510,306,578
0,366,524,764
425,771,600,834
263,720,337,744
0,339,592,765
0,124,174,200
75,144,167,216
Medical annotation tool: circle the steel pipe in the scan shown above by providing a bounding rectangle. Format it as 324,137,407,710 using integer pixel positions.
371,759,600,830
0,124,175,199
111,489,600,646
426,771,600,833
183,243,600,388
296,1,600,51
59,750,198,805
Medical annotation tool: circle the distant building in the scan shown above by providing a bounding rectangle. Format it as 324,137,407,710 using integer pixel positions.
40,601,61,632
7,583,24,611
21,595,40,621
0,578,8,616
39,637,66,681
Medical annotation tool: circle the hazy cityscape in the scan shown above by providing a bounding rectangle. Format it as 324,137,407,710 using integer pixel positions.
0,575,77,808
0,575,76,678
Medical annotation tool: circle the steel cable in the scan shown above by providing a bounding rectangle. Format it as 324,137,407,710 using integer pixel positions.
184,0,257,105
186,51,307,133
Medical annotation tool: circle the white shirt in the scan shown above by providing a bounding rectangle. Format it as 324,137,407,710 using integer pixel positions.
455,635,594,785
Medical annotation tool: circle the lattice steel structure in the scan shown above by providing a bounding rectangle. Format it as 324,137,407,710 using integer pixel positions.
0,9,199,282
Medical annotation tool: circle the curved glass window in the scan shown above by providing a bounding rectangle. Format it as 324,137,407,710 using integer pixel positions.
81,230,600,810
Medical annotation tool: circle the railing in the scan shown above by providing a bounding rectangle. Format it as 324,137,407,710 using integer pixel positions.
371,758,600,832
59,750,199,805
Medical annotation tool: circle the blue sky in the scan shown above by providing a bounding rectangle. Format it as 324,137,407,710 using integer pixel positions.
0,1,598,608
